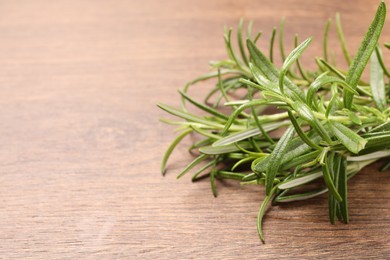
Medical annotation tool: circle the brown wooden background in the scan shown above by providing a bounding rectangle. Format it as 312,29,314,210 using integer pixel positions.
0,0,389,258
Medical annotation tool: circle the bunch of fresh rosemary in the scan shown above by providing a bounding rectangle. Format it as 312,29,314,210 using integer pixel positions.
158,1,390,242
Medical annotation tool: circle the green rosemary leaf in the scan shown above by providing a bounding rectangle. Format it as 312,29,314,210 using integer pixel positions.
343,1,386,109
328,153,340,224
287,110,321,150
361,132,390,153
210,159,219,197
337,154,349,223
215,121,288,147
370,47,388,111
224,100,250,106
258,184,279,243
319,59,370,87
256,134,322,173
257,130,315,167
217,170,247,180
323,156,342,202
362,131,390,138
275,188,328,203
232,156,257,171
282,37,312,73
248,87,276,144
191,159,216,182
370,120,390,132
269,27,277,62
279,18,286,61
315,57,328,73
284,134,322,159
279,170,322,189
177,154,208,179
242,172,261,182
221,99,284,135
384,42,390,50
325,85,340,118
323,18,331,62
319,58,345,79
217,69,233,105
248,64,280,94
179,90,229,120
189,138,213,152
247,39,305,101
294,34,310,81
189,125,221,140
254,31,262,44
375,45,390,77
247,20,254,40
238,18,249,66
281,150,321,170
348,150,390,161
224,27,246,72
265,126,295,195
328,120,367,154
161,128,192,175
200,142,252,155
335,13,352,65
292,100,332,143
157,103,226,129
346,110,362,125
307,73,358,109
279,37,312,94
189,69,244,85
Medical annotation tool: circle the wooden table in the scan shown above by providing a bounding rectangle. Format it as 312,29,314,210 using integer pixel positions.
1,0,389,258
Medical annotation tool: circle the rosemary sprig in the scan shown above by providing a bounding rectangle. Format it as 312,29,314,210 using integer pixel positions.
158,1,390,243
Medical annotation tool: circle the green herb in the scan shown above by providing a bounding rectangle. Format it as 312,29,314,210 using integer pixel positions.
159,1,390,243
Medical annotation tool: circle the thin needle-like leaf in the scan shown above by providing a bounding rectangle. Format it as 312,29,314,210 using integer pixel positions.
335,13,352,65
200,142,253,155
265,126,295,195
157,103,227,129
343,1,386,109
215,121,289,147
191,159,216,182
275,188,328,202
329,120,367,154
279,18,286,61
323,18,331,62
370,47,388,111
247,39,305,101
238,18,249,65
288,110,321,150
177,154,208,179
257,184,279,243
294,34,310,81
269,27,277,62
179,90,229,120
279,170,323,189
161,128,192,175
248,88,276,144
217,170,247,180
210,158,219,197
337,155,349,223
322,157,343,202
292,101,332,143
279,37,313,94
374,45,390,77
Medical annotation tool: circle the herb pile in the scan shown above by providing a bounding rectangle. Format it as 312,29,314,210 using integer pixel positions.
158,1,390,242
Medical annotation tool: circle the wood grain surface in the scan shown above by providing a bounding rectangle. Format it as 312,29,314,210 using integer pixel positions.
0,0,389,259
